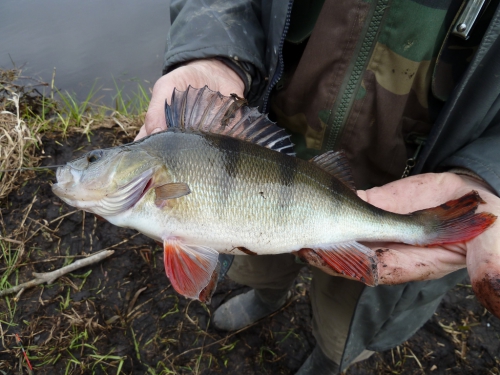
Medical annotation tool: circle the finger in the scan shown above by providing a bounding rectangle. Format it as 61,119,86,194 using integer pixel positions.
144,94,168,135
134,125,149,141
364,242,466,284
143,74,179,135
360,173,466,213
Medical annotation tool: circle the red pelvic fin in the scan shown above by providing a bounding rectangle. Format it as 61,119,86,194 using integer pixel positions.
163,238,219,300
198,262,221,304
301,241,378,286
416,191,497,245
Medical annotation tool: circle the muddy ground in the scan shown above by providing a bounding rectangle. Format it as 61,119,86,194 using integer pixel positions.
1,127,499,374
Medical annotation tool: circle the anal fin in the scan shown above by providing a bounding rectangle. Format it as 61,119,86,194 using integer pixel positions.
163,237,219,300
296,241,378,286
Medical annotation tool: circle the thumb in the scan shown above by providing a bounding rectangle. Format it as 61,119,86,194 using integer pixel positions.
143,94,167,135
143,74,178,136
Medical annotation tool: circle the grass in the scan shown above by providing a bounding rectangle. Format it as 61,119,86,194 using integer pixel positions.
0,67,151,374
0,67,146,199
0,240,20,330
112,78,150,117
56,83,100,134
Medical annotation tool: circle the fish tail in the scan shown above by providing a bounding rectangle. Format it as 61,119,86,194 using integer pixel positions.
416,190,496,246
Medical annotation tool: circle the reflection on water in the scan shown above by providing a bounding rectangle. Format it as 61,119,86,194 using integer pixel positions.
0,0,170,106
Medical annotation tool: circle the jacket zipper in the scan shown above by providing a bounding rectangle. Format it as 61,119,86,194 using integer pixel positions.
401,134,427,178
262,0,294,113
324,0,389,152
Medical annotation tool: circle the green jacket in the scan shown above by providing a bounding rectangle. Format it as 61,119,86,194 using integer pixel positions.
165,0,500,371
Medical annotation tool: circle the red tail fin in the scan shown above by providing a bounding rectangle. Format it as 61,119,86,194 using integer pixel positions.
416,191,496,245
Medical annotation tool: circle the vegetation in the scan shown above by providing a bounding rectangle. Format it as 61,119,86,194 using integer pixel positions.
0,68,145,199
0,68,149,373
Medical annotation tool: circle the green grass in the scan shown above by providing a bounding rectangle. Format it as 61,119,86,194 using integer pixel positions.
0,240,20,327
56,83,99,133
0,240,21,289
112,79,150,116
16,77,149,139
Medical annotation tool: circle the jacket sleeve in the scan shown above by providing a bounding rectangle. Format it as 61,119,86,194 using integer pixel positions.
417,6,500,196
434,42,500,195
165,0,267,101
439,116,500,194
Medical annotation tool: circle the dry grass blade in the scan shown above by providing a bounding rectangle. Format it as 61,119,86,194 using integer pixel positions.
0,69,43,199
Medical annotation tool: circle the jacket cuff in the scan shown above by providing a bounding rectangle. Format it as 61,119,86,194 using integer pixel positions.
214,57,253,98
446,167,496,193
447,167,487,182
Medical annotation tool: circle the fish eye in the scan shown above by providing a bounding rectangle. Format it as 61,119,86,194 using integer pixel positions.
87,150,103,164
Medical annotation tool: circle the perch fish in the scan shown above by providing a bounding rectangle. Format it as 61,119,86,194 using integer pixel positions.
52,87,497,302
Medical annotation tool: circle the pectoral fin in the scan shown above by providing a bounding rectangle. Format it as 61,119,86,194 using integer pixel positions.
296,241,378,286
155,182,191,205
163,237,219,300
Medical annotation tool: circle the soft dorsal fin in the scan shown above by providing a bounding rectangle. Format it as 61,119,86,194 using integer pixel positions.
310,151,356,191
165,86,295,156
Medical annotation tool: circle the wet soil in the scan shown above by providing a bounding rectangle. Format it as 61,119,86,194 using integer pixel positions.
1,127,499,374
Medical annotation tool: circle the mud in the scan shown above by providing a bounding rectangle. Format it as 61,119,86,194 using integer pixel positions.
473,273,500,320
0,127,499,374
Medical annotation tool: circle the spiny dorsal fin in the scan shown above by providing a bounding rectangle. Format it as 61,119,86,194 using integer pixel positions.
310,151,356,191
165,86,295,156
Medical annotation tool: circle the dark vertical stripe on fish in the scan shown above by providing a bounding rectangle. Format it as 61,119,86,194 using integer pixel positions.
277,152,297,188
217,136,241,179
215,135,241,212
277,152,297,220
149,130,186,172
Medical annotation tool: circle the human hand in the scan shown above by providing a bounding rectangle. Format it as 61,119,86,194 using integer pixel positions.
135,58,245,140
357,172,500,317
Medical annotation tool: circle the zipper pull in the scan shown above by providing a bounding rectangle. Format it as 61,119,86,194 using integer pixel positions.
401,135,426,178
452,0,486,40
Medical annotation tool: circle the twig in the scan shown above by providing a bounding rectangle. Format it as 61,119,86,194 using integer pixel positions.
49,210,79,224
0,319,5,350
24,209,78,243
0,236,23,244
127,287,148,315
0,250,114,297
174,294,301,359
406,347,423,369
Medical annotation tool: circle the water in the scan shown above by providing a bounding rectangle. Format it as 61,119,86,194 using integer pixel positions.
0,0,170,106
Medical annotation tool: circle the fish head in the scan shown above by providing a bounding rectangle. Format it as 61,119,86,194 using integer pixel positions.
52,146,161,217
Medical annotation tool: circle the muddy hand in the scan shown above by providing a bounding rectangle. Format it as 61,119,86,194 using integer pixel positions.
135,58,245,140
358,172,500,318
